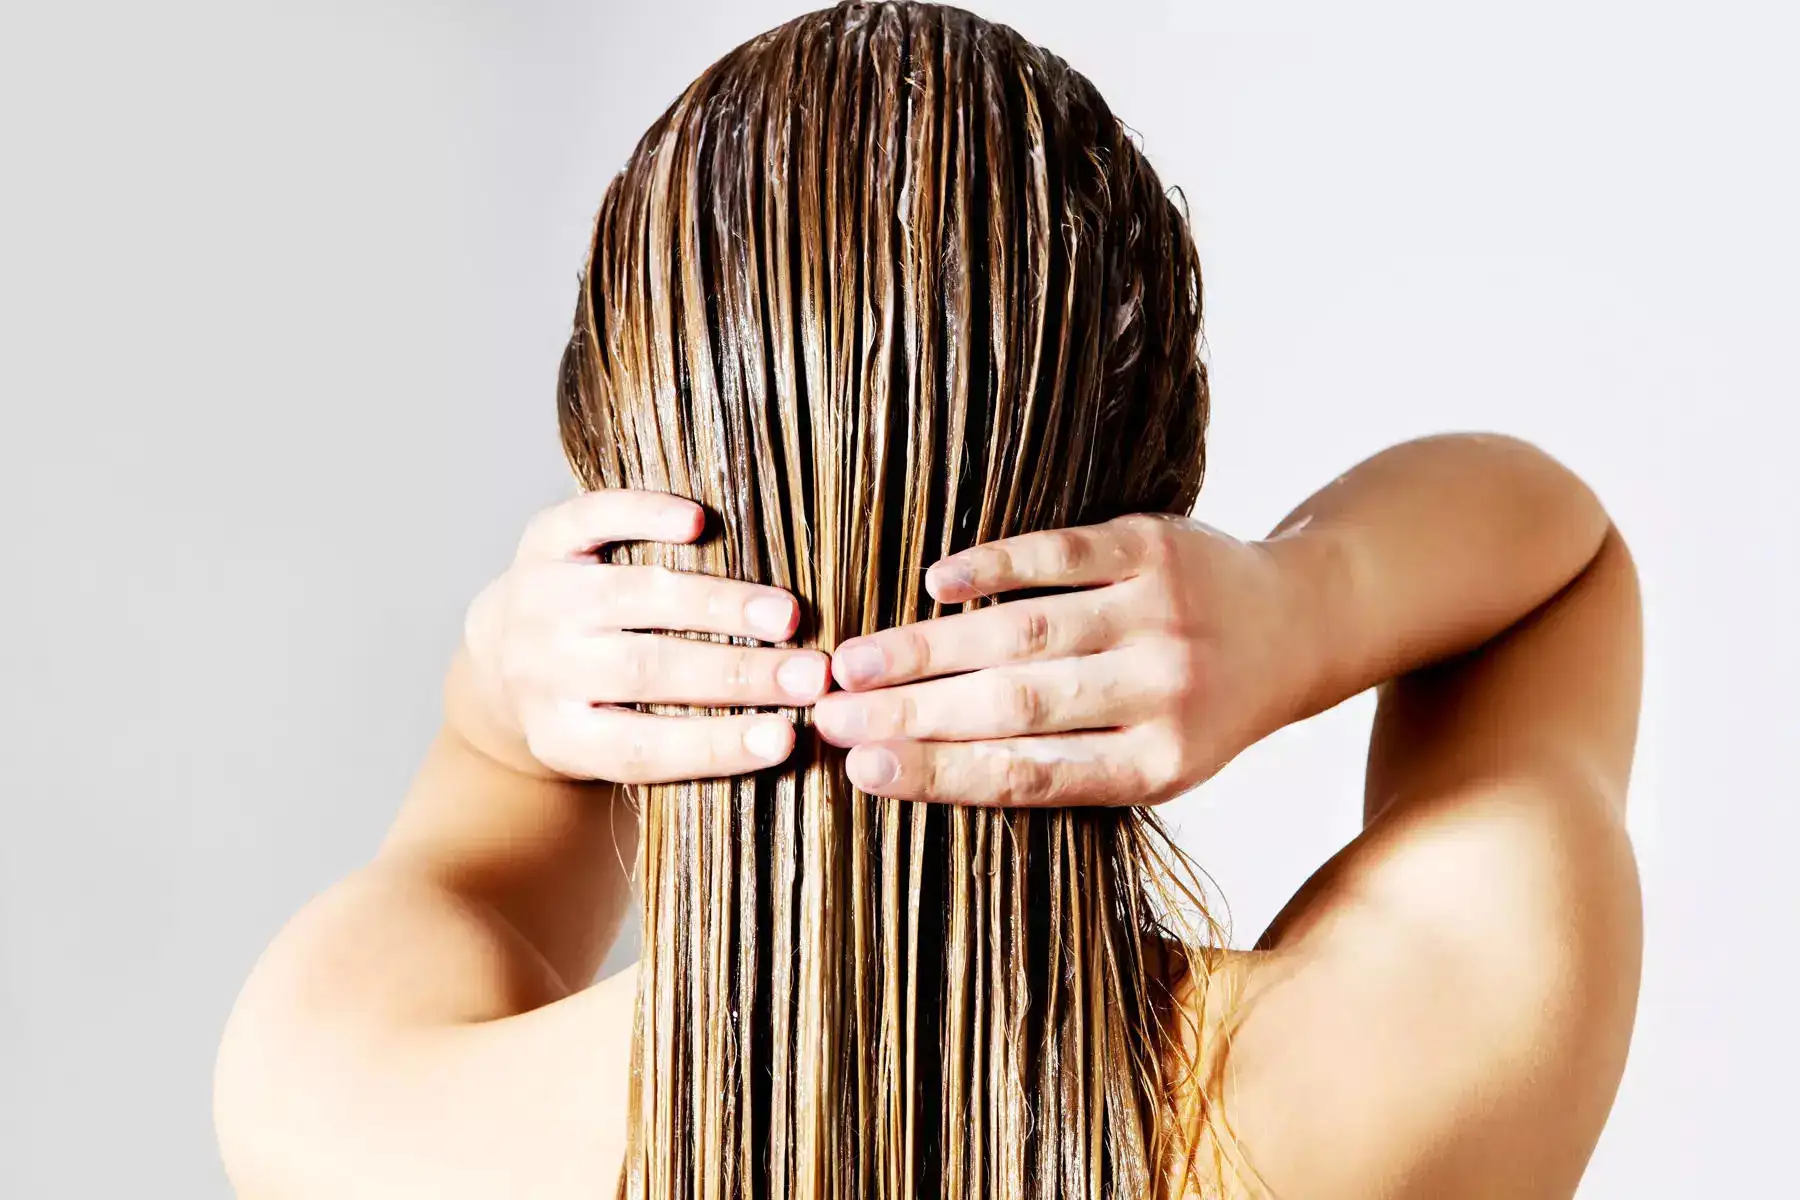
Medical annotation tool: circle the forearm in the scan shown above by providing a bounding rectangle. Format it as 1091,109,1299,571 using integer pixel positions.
224,664,637,1040
214,856,576,1194
1266,433,1612,723
217,653,643,1196
375,649,640,990
216,863,636,1199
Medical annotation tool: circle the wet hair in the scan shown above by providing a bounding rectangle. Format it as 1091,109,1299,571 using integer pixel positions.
557,3,1226,1197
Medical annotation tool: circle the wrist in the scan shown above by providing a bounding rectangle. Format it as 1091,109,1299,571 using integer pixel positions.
1257,523,1364,727
442,647,566,780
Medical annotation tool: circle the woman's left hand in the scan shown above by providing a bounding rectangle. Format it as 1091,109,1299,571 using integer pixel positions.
812,513,1323,806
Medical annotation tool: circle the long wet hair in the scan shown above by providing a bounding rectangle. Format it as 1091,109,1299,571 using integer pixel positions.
557,4,1229,1197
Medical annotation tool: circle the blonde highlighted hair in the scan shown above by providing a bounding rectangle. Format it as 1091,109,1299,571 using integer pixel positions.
557,4,1231,1196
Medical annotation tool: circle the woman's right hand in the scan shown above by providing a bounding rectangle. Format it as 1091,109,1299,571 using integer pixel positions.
451,489,830,782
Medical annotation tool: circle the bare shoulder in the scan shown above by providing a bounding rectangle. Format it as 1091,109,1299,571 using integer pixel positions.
214,866,640,1200
1165,782,1642,1200
1181,770,1642,1200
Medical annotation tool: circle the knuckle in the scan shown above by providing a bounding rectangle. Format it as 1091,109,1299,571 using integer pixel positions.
1169,643,1212,699
684,727,725,776
1114,511,1159,542
1156,578,1197,628
524,722,578,778
1111,512,1153,534
1042,530,1084,576
976,547,1010,589
725,647,757,692
1014,607,1054,658
628,640,660,687
611,738,653,783
1142,725,1189,792
1120,513,1181,569
521,504,565,554
998,752,1054,806
1152,643,1196,695
604,636,656,696
1096,755,1140,807
704,578,746,626
1147,644,1209,720
893,626,932,676
886,690,921,738
595,715,655,783
1143,522,1183,568
994,675,1045,729
1083,600,1121,650
917,747,948,799
644,563,680,600
614,565,675,627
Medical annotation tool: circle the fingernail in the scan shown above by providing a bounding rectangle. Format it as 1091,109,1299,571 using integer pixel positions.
745,595,795,640
813,697,867,743
743,720,791,763
835,641,884,687
848,746,898,790
927,559,973,599
776,654,827,700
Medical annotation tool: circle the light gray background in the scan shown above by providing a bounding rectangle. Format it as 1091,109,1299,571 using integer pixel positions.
3,1,1796,1196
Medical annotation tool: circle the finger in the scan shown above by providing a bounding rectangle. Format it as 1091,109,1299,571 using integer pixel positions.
831,589,1126,690
573,632,830,706
841,729,1165,807
523,702,796,783
815,652,1149,746
521,561,800,642
518,490,705,562
925,514,1175,602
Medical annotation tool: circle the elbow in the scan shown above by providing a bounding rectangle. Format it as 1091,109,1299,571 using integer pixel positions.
1466,430,1615,578
214,950,299,1198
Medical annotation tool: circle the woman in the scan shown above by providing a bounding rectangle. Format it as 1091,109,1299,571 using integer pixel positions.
214,4,1643,1197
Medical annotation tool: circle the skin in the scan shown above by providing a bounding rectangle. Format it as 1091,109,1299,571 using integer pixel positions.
214,432,1643,1200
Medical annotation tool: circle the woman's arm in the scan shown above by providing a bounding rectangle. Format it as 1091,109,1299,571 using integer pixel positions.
1229,440,1643,1199
814,432,1642,1197
213,490,831,1198
1259,432,1620,758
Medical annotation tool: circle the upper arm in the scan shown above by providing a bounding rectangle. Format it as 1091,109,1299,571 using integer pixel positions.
1360,523,1642,828
1226,529,1644,1198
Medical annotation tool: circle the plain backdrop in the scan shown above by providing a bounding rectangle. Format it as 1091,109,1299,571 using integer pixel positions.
3,1,1796,1196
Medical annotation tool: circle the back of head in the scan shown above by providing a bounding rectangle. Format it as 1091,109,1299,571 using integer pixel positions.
557,3,1213,1197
